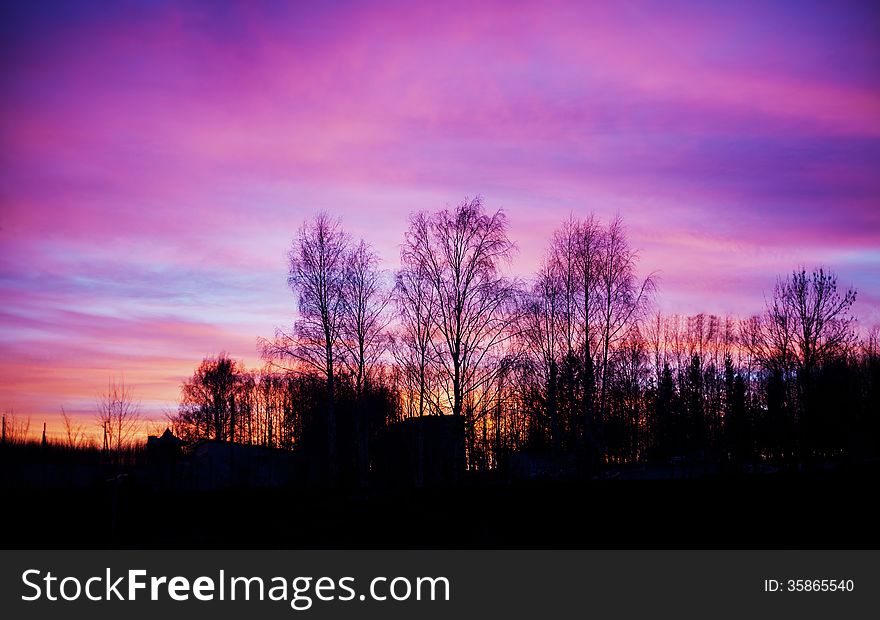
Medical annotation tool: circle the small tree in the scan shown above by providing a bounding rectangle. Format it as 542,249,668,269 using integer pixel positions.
96,378,141,456
61,407,86,448
2,409,31,445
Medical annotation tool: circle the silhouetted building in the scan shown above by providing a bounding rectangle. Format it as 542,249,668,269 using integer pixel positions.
147,428,183,453
375,415,465,487
189,440,303,491
145,428,183,490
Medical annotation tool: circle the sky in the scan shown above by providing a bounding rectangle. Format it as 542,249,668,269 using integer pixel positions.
1,0,879,438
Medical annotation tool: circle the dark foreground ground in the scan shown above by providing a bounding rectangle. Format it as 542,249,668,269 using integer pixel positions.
3,462,879,549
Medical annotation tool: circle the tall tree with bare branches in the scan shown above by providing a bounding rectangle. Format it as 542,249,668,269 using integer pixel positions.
518,259,564,452
595,216,655,421
401,197,518,420
394,259,438,419
341,240,391,398
261,213,350,479
572,214,605,452
341,239,391,486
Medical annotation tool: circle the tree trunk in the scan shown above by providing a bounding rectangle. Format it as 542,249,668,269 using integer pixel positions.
326,355,337,483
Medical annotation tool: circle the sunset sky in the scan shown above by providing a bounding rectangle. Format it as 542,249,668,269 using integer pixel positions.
2,0,879,438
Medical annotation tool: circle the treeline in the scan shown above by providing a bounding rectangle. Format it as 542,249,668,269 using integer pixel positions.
169,198,880,480
171,357,397,479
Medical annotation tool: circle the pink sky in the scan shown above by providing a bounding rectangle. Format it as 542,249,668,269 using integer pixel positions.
1,0,878,438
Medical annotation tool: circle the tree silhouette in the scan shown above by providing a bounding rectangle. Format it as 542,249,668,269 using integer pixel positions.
340,239,391,486
96,377,141,456
393,259,439,419
400,197,518,420
178,354,245,442
61,407,85,449
261,213,351,480
140,207,878,478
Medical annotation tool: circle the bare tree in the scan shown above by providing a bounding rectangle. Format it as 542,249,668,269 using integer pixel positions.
595,216,655,417
61,407,85,448
401,197,518,419
548,215,583,355
519,259,564,451
394,259,438,418
574,214,604,364
2,409,30,445
340,239,391,486
96,377,141,454
778,267,857,375
341,240,391,397
261,213,350,479
746,268,857,378
571,214,604,451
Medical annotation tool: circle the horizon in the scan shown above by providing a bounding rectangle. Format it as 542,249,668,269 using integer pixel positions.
2,0,879,437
